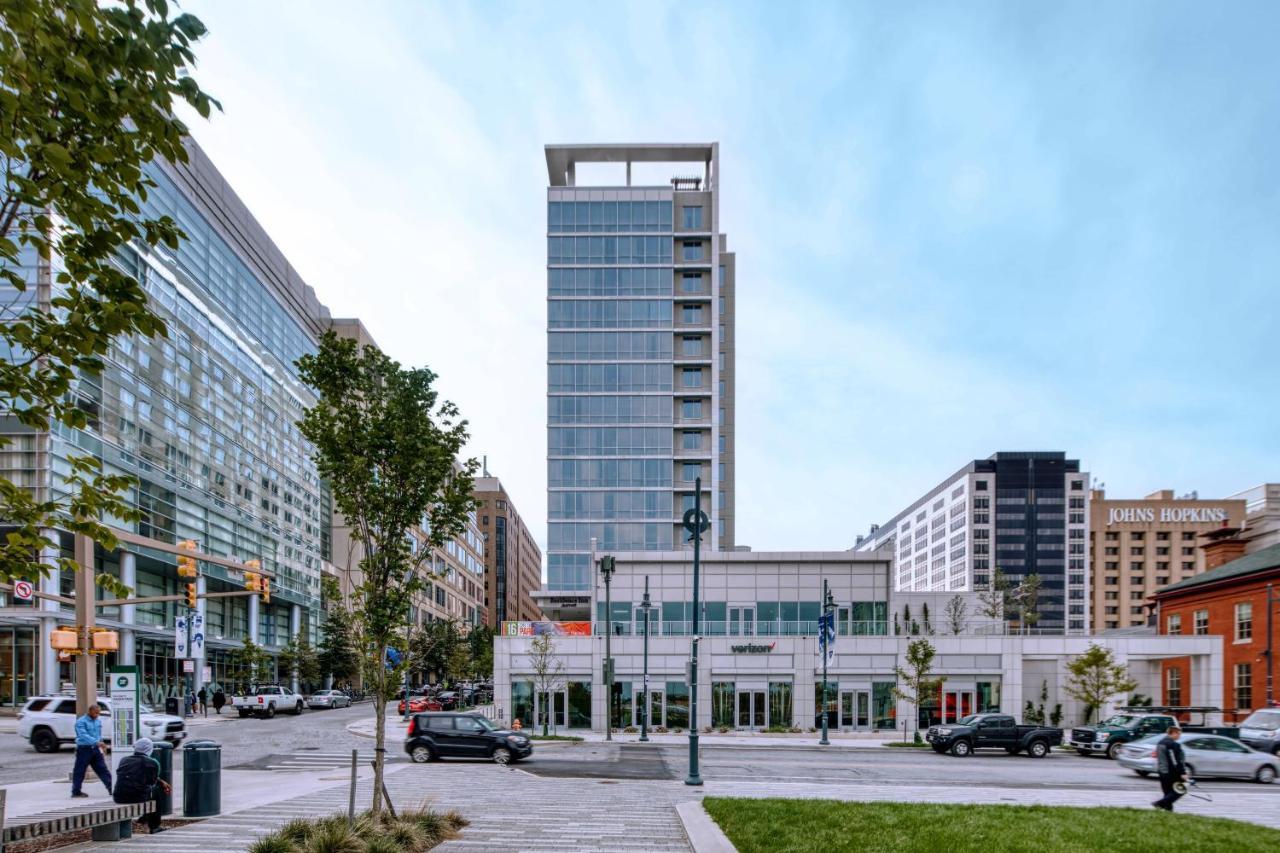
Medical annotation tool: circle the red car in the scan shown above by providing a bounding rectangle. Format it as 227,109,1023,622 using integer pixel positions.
397,696,442,715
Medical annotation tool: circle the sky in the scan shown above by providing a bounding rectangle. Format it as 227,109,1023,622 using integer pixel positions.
178,0,1280,557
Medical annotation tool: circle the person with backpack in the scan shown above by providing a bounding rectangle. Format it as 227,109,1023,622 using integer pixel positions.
113,738,171,834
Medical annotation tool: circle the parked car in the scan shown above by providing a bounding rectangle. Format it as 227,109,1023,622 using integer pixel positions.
1117,733,1279,784
231,684,306,718
925,713,1062,758
435,691,460,710
16,695,186,753
397,695,442,715
1070,712,1237,759
404,712,532,765
307,689,353,710
1238,708,1280,755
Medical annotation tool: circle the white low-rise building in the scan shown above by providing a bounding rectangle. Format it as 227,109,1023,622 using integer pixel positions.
496,551,1223,733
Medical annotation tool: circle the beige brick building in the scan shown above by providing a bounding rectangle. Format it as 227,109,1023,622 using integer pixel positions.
474,475,543,626
1089,489,1246,632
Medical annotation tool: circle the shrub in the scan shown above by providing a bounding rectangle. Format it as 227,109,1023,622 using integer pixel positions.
303,818,364,853
717,726,730,733
623,726,638,733
655,726,669,733
248,836,299,853
248,805,468,853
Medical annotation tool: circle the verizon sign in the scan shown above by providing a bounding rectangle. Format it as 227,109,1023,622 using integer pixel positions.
1107,507,1230,524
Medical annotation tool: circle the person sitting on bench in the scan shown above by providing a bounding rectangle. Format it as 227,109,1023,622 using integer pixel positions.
112,738,170,834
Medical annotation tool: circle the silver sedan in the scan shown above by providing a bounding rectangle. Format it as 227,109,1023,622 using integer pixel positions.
1117,733,1279,784
307,689,352,710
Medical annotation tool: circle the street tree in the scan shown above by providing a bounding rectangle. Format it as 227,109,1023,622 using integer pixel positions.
409,618,463,686
227,637,272,691
318,605,360,687
278,631,321,691
296,331,475,819
467,624,494,681
893,638,944,741
528,633,565,736
1014,573,1043,634
1064,643,1138,724
976,568,1012,622
944,595,968,635
0,0,218,592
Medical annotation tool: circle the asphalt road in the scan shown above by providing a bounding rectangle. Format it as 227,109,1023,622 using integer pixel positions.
0,701,377,786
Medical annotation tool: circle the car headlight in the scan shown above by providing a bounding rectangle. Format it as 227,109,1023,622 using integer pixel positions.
936,728,952,736
1096,733,1110,741
506,735,525,744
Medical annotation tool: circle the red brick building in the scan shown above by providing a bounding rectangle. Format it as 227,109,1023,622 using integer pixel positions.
1153,535,1280,721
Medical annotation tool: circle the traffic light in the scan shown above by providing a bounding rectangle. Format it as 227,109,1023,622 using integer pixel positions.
260,577,271,604
184,582,198,609
177,539,198,578
244,571,259,592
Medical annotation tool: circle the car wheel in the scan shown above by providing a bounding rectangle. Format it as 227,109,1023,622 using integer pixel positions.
263,704,276,719
1256,765,1277,784
1027,740,1049,759
410,745,435,764
492,746,512,766
31,728,59,753
1076,748,1090,757
294,701,304,715
950,740,972,757
1106,741,1122,760
1135,770,1150,777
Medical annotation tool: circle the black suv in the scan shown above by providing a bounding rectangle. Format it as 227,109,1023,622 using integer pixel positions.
405,712,532,765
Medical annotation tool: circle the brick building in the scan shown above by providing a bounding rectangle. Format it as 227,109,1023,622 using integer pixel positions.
474,474,543,626
1153,535,1280,721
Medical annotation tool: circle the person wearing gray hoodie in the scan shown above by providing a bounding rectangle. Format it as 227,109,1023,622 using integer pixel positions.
113,738,170,833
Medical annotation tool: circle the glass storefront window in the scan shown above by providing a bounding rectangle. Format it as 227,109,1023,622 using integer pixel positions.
873,682,896,730
511,681,533,728
977,681,1000,713
611,682,631,729
814,682,837,729
665,681,689,729
568,681,592,729
768,682,793,728
0,628,36,707
711,682,734,728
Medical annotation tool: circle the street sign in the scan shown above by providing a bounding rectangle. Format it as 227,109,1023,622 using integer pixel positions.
182,659,194,673
201,665,211,682
174,616,188,658
12,580,33,601
108,666,139,779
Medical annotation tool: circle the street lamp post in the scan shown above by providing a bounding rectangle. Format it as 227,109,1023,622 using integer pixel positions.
600,555,616,741
684,477,708,787
640,575,652,742
820,579,835,746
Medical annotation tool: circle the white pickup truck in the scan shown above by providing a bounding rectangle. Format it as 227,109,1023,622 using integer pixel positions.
232,684,305,718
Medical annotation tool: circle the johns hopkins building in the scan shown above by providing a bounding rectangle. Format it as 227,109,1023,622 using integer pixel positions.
494,551,1224,734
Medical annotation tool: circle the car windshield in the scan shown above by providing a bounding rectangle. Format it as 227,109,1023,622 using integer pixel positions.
958,715,981,726
1241,710,1280,731
1101,715,1139,728
472,716,497,731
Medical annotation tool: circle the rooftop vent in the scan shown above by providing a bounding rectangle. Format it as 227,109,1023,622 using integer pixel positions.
671,175,702,190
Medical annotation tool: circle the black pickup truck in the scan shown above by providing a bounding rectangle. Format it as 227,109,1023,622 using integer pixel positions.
926,713,1063,758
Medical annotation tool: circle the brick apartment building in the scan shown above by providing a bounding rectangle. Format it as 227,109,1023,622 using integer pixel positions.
1153,532,1280,722
474,474,543,627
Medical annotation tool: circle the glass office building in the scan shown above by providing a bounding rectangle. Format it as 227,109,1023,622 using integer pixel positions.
542,144,736,610
0,139,341,703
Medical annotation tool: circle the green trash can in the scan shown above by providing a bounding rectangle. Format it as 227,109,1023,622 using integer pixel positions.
150,741,175,816
182,739,221,817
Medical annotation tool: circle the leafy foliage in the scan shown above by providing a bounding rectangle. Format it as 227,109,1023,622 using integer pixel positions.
1064,643,1139,724
1013,573,1043,634
944,595,968,635
278,631,321,690
227,637,273,690
893,638,944,732
318,604,360,685
296,331,476,819
976,568,1012,621
0,0,218,591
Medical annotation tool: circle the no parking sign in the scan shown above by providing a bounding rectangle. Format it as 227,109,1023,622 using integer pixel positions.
13,580,33,601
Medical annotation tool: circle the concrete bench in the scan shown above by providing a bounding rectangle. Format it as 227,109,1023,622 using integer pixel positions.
0,792,156,849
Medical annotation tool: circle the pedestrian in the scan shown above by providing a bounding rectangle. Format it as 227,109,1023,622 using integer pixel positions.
197,687,208,717
70,703,112,798
113,737,170,834
184,689,195,718
212,689,226,715
1153,725,1189,811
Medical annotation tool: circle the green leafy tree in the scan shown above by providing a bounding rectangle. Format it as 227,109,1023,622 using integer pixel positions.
227,637,273,691
1065,643,1139,724
1014,573,1043,634
296,331,476,819
318,604,360,686
0,0,218,592
921,602,933,636
409,618,463,686
977,568,1012,622
893,638,944,740
467,624,494,681
944,595,968,635
278,631,321,691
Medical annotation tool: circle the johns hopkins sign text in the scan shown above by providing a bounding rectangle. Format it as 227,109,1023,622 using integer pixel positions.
1107,506,1230,524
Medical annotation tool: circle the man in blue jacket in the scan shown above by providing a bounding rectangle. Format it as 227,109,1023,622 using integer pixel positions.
71,703,112,798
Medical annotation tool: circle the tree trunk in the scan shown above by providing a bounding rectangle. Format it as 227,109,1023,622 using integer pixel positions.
371,646,387,821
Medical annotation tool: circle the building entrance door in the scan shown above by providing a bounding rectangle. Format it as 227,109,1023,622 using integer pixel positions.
737,689,766,730
839,690,872,730
943,689,974,723
728,607,755,636
636,689,664,729
537,690,568,731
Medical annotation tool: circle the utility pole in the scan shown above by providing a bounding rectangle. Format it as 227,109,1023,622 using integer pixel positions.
684,477,708,787
73,534,98,715
640,575,652,742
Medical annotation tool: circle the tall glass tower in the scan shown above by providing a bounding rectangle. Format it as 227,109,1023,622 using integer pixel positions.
541,144,736,615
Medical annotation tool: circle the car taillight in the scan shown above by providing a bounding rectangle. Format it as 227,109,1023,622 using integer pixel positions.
1149,750,1158,757
407,718,416,736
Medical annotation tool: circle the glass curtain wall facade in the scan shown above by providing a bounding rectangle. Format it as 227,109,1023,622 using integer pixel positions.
545,144,735,594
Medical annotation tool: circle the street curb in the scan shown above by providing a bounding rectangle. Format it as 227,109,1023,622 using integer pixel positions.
676,801,737,853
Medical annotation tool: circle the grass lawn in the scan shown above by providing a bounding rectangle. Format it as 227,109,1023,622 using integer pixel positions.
883,741,931,748
701,798,1280,853
529,733,583,741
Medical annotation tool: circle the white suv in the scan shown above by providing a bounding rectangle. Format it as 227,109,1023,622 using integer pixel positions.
16,695,186,753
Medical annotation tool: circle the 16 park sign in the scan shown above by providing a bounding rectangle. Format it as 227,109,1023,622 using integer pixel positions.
1107,506,1230,524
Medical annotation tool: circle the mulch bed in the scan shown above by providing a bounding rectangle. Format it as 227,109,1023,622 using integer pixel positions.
5,818,203,852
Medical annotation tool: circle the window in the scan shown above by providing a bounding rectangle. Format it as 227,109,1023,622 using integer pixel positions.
1166,667,1182,706
682,304,703,324
1193,609,1209,635
1235,602,1252,641
975,481,988,491
681,400,701,419
681,206,703,229
1182,532,1196,541
1235,663,1252,711
682,273,702,292
681,336,703,356
682,368,702,388
682,241,703,261
681,431,700,450
681,463,700,482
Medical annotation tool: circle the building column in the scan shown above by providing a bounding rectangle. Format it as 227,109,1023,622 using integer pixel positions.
289,604,302,693
38,532,62,696
118,552,137,666
247,593,260,645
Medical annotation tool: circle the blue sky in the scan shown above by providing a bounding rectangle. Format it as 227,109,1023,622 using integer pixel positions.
180,0,1279,554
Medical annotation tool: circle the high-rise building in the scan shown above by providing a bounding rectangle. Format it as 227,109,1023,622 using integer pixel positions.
541,144,736,615
1228,483,1280,553
474,474,543,626
855,452,1089,634
1087,488,1245,632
